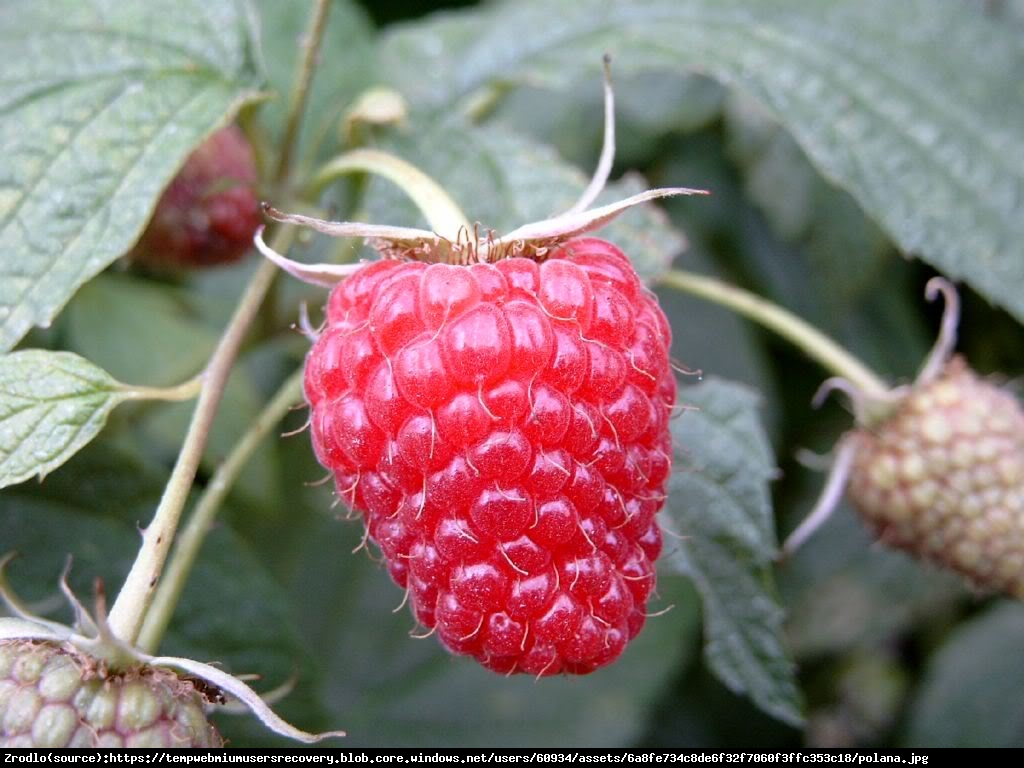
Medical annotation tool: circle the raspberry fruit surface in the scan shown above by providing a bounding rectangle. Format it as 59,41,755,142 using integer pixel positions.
305,237,676,675
0,640,222,747
847,357,1024,597
130,125,260,269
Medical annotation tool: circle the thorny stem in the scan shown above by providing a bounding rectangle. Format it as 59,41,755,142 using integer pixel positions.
659,270,890,402
273,0,332,189
137,369,306,654
779,436,859,558
106,230,294,645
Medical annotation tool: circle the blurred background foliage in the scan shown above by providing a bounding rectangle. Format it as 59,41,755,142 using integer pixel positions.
3,0,1024,748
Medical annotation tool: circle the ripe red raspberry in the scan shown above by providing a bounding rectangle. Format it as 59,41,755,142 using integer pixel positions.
130,126,260,269
304,237,675,675
846,357,1024,597
0,640,222,748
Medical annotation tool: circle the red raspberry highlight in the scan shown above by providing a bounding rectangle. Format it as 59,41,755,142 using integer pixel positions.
305,238,675,675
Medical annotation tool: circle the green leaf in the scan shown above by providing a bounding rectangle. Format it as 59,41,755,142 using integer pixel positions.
495,71,723,170
664,377,803,726
363,116,687,282
722,92,891,313
0,0,265,351
0,350,131,489
379,0,1024,323
64,273,216,387
905,602,1024,747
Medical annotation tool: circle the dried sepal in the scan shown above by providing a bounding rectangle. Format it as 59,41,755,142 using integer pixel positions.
0,617,64,643
779,436,859,559
0,554,71,639
565,53,616,216
149,655,345,743
481,186,708,261
59,560,99,638
254,226,365,287
917,277,961,385
255,60,707,277
262,204,440,247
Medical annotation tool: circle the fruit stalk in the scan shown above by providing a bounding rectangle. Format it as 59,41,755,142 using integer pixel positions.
106,231,293,644
137,368,305,653
659,269,890,401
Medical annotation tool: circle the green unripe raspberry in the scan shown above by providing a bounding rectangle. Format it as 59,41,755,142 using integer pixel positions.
0,640,223,747
847,357,1024,597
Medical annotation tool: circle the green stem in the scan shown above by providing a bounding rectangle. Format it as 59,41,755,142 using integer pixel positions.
106,231,292,645
121,374,204,403
137,368,306,654
306,149,473,240
659,269,890,401
273,0,332,189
